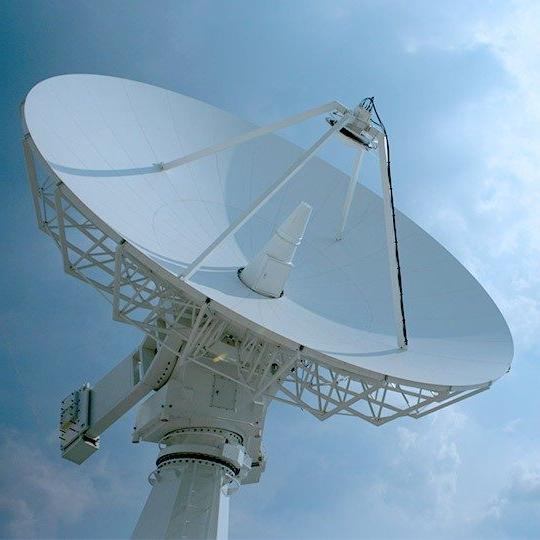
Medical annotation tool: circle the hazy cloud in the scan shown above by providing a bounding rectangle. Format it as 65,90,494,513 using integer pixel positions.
0,428,147,538
417,1,540,350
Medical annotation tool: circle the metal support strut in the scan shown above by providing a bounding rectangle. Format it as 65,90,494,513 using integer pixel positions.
336,148,365,240
377,132,407,349
182,111,352,280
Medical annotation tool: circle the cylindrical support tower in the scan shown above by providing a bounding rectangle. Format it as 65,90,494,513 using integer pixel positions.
132,429,243,540
130,353,269,539
133,456,231,539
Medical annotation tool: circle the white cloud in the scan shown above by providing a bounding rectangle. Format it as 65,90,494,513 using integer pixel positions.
479,451,540,535
0,497,37,540
412,1,540,352
503,418,523,433
0,428,147,539
234,407,511,539
0,429,97,538
398,410,467,525
397,426,418,451
469,43,540,348
379,408,540,538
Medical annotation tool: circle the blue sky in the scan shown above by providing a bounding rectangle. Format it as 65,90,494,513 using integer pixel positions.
1,1,539,538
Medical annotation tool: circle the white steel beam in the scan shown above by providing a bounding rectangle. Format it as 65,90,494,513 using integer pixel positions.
182,111,352,280
336,148,365,240
411,384,490,418
22,135,47,231
64,333,183,450
161,101,347,171
90,333,182,436
252,350,300,401
377,133,408,350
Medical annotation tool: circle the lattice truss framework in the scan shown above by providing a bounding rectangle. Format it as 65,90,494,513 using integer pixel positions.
24,136,490,426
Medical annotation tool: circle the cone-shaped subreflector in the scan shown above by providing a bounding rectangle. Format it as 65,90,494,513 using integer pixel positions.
239,202,312,298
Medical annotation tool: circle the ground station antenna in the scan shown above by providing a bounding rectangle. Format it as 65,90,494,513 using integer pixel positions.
21,75,513,539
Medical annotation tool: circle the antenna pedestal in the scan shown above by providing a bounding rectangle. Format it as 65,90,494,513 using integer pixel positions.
131,359,270,539
133,432,237,540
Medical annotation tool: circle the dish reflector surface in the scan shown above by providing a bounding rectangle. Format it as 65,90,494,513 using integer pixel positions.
24,74,513,387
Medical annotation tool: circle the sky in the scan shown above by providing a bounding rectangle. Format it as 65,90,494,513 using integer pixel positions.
1,0,539,538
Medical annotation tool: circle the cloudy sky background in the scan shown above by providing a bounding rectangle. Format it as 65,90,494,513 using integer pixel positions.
1,1,539,538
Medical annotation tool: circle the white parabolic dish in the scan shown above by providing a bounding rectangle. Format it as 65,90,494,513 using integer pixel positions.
24,74,513,388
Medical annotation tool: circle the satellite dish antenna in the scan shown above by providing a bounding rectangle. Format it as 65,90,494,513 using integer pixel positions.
21,75,513,539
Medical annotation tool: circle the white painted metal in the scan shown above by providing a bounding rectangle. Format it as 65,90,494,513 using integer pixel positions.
21,74,514,539
336,149,364,241
181,110,351,280
22,74,513,389
130,345,269,538
239,201,312,297
377,133,407,350
22,134,44,231
132,460,230,540
161,100,347,171
59,333,181,463
132,359,268,482
37,180,485,427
